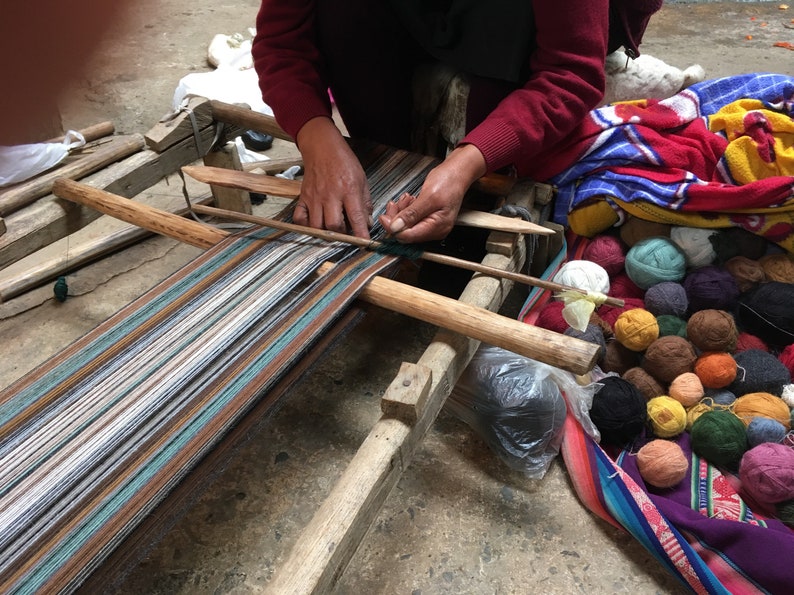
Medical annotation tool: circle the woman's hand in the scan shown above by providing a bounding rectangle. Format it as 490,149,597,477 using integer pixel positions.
379,143,487,243
293,116,373,239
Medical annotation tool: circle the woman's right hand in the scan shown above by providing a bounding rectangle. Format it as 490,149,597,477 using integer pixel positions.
293,116,373,239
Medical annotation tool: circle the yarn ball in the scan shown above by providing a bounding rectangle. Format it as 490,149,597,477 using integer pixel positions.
656,315,688,338
746,417,788,448
647,396,688,438
619,217,671,247
535,300,569,334
759,253,794,283
622,367,665,400
728,349,792,397
670,226,717,269
668,372,704,407
779,344,794,377
782,384,794,409
690,409,749,470
683,265,740,312
694,352,737,389
739,443,794,505
735,332,769,354
642,335,698,385
553,260,610,295
636,439,689,489
568,199,620,238
777,499,794,527
582,234,626,276
737,282,794,348
733,392,792,430
589,312,615,341
724,256,766,292
709,227,769,263
608,273,646,300
686,309,738,353
597,297,645,328
601,340,640,375
686,400,715,431
624,237,688,290
704,388,737,406
613,308,659,352
564,324,607,362
590,376,648,447
644,282,688,318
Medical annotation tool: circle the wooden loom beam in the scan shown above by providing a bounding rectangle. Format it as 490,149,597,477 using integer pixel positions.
52,178,599,376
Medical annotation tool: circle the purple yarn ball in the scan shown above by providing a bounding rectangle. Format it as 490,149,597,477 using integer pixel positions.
683,265,740,312
644,282,689,318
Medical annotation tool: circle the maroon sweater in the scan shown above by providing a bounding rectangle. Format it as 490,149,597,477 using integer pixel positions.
253,0,610,178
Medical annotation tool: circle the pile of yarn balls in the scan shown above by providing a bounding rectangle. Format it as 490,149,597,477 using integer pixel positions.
539,222,794,525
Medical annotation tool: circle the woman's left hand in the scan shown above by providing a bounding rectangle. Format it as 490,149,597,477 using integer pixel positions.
379,144,488,243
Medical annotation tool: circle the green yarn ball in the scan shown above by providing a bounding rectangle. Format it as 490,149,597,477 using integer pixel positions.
624,237,688,290
690,409,748,471
657,314,688,338
777,499,794,527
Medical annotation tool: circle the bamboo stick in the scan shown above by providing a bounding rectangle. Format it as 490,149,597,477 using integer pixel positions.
52,178,600,375
192,203,624,307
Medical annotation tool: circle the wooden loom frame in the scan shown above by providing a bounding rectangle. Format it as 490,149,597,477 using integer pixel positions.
8,106,597,593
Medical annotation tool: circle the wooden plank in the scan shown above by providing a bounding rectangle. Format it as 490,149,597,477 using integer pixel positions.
202,146,252,213
182,165,302,198
144,96,213,152
0,134,146,216
265,238,526,595
379,361,432,424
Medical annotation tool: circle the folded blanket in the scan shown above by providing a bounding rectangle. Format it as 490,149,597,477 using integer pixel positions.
540,73,794,252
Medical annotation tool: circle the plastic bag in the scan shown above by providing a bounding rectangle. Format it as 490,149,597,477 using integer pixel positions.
446,344,600,478
0,130,86,187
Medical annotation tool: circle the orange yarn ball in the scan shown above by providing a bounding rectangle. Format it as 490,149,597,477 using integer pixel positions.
637,439,690,488
759,253,794,283
733,392,792,430
686,400,715,431
614,308,659,352
668,372,704,407
694,352,738,389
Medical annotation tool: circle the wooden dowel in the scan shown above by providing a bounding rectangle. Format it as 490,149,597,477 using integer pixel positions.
192,204,624,307
242,156,304,174
46,121,115,144
52,179,599,374
52,178,228,249
0,134,146,216
181,166,553,236
210,100,293,142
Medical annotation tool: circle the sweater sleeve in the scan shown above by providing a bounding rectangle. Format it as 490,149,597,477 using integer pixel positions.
252,0,332,140
461,0,610,178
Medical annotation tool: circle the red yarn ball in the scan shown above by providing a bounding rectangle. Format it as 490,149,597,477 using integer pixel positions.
735,332,769,354
535,300,569,334
779,344,794,377
597,297,645,328
608,273,646,300
583,235,626,276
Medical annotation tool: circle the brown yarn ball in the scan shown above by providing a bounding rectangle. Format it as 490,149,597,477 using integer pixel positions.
601,340,640,375
642,335,698,385
668,372,705,407
724,256,766,292
622,367,665,400
590,311,615,340
686,309,739,353
637,439,690,488
733,392,792,430
619,217,672,247
694,351,737,389
759,253,794,283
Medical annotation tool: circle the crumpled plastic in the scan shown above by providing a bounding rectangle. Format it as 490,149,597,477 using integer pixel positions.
446,344,600,479
0,130,86,187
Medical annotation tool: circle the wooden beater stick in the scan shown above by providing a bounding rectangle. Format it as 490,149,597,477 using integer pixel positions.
192,203,624,307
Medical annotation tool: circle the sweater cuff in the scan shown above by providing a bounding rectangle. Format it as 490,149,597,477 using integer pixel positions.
268,87,333,141
461,123,524,174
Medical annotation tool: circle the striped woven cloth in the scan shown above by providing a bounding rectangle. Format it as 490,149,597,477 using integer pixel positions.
0,144,437,594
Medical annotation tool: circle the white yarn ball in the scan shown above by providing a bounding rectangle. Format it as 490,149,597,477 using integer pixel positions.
670,226,717,269
553,260,610,295
781,384,794,409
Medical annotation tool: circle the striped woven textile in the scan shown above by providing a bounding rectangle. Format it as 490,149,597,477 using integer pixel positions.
0,144,437,594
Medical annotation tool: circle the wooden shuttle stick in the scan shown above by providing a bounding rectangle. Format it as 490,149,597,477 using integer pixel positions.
52,178,600,375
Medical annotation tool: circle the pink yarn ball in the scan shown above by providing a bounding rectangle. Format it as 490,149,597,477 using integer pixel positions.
583,235,626,276
739,443,794,505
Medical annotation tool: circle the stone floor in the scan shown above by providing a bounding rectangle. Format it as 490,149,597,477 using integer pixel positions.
2,2,794,593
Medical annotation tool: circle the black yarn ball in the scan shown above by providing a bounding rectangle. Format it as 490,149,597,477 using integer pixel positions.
709,227,769,263
727,349,792,397
736,282,794,348
589,376,647,447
